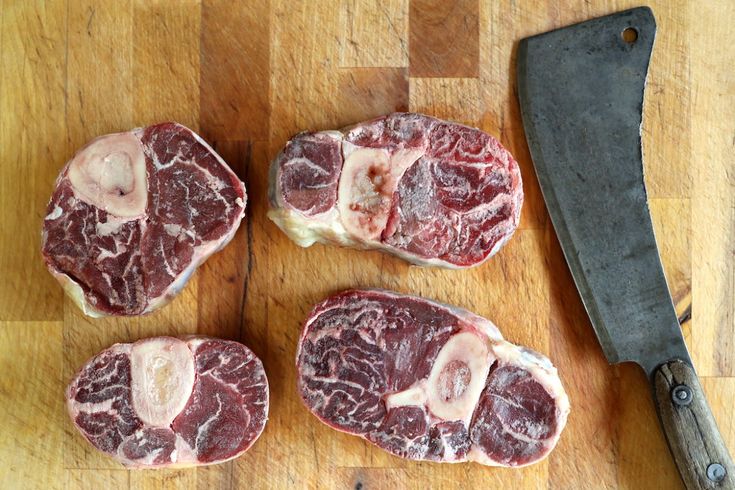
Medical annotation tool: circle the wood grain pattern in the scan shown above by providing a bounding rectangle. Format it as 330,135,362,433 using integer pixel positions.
653,361,735,488
0,1,733,489
702,377,735,459
0,0,66,321
689,0,735,378
0,322,63,488
340,0,408,68
201,0,270,141
409,0,479,77
409,77,482,126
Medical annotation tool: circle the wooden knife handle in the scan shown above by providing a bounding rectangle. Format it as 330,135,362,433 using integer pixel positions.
653,360,735,489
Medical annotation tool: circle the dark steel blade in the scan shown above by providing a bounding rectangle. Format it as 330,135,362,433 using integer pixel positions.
517,7,691,376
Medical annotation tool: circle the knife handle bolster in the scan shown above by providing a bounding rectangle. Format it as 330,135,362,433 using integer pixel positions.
653,360,735,489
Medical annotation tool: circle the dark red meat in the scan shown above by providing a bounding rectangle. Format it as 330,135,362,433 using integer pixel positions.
296,290,569,467
42,123,246,316
269,113,522,268
67,337,268,468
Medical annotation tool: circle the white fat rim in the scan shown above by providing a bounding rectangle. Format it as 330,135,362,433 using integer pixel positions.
49,269,106,318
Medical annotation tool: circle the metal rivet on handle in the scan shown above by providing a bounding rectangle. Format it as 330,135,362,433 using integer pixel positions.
707,463,726,482
671,384,693,406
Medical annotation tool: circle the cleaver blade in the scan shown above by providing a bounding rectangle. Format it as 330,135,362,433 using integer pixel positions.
517,7,734,489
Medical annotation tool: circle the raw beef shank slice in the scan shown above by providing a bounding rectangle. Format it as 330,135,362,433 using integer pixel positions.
66,336,269,468
269,113,523,268
42,122,247,316
296,289,569,466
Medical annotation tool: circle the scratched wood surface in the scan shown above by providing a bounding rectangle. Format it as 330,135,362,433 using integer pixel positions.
0,1,733,489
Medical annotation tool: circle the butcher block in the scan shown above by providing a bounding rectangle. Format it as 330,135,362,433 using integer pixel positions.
0,1,733,489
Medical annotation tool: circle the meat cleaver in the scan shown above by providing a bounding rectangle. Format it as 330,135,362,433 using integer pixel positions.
517,7,734,489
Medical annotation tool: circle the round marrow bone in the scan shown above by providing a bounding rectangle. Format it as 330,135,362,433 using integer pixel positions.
384,331,494,425
67,132,148,218
130,337,195,427
425,331,493,423
338,143,422,242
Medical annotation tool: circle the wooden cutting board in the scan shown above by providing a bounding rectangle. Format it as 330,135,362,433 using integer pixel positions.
1,1,733,488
